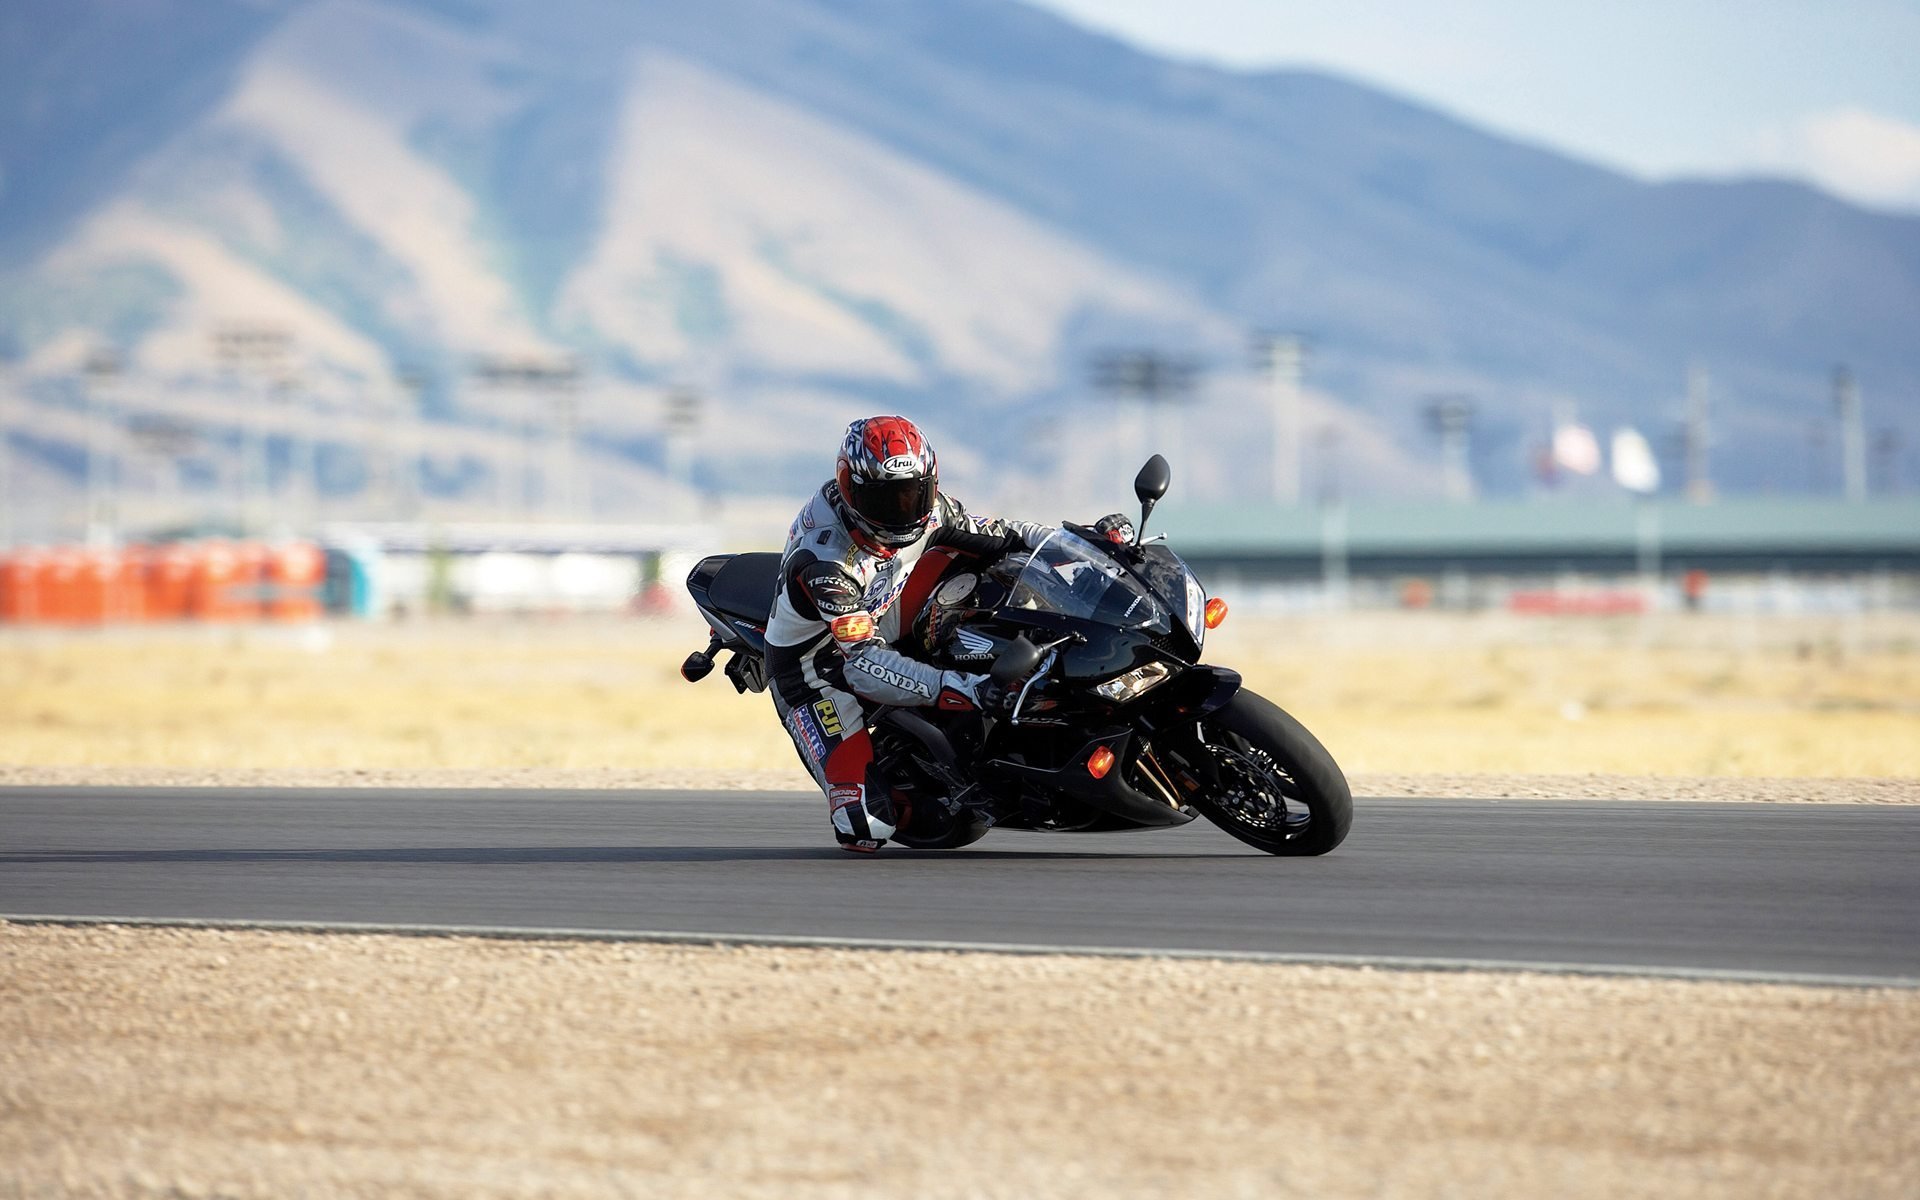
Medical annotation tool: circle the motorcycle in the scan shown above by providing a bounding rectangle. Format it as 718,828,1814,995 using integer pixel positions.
678,456,1352,856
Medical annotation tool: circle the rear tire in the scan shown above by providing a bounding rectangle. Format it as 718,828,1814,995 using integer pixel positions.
888,813,991,850
1188,689,1352,856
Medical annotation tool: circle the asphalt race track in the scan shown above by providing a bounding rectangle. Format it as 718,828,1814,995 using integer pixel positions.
3,787,1917,986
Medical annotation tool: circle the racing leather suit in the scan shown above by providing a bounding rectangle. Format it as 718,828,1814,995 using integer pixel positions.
766,483,1050,851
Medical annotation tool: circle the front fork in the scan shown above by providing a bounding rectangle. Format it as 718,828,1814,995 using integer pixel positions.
1130,737,1191,808
1123,664,1245,804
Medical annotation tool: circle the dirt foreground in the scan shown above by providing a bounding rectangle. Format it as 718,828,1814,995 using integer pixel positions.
4,923,1916,1200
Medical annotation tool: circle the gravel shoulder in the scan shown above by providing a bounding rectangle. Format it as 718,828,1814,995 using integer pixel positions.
5,923,1917,1200
2,763,1916,803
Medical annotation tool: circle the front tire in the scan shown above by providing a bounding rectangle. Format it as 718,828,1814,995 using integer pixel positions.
1188,689,1352,856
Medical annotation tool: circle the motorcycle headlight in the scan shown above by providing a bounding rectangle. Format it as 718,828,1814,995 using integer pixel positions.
1093,660,1176,703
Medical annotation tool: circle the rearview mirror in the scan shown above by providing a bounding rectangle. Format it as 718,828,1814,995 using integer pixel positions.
1134,454,1170,505
1133,454,1170,543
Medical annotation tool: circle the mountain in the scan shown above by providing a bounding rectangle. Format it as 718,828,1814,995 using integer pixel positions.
2,0,1916,526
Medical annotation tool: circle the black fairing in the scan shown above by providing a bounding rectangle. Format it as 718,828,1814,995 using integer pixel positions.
912,529,1236,833
1133,544,1204,659
990,730,1194,828
687,552,778,655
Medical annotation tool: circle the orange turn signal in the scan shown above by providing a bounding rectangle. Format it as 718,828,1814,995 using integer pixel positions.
1087,746,1116,779
1204,597,1229,629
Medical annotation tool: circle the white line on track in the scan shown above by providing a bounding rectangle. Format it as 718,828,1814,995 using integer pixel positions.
7,913,1915,990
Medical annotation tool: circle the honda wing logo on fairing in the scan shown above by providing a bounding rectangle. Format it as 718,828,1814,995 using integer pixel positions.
951,629,995,661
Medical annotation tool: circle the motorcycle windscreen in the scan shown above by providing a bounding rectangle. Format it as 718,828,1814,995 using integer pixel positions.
1134,543,1208,646
1005,531,1173,630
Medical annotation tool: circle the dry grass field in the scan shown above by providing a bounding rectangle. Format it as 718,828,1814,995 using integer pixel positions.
1,611,1916,779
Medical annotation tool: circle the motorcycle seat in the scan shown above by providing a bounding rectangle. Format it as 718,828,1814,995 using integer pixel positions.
706,552,782,625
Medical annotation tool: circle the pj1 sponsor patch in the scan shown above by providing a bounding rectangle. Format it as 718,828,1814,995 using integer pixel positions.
813,698,844,737
786,705,829,765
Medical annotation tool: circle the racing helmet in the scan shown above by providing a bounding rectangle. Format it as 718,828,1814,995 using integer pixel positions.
835,416,938,548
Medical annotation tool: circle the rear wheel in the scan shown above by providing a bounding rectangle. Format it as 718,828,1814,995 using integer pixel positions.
888,803,991,850
1187,690,1351,856
871,731,993,850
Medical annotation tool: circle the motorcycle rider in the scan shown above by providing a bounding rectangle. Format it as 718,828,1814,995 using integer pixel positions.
766,415,1051,853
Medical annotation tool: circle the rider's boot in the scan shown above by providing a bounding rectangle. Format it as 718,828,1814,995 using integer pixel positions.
830,783,891,852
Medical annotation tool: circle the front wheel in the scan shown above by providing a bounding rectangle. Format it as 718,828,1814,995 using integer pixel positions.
1186,690,1352,856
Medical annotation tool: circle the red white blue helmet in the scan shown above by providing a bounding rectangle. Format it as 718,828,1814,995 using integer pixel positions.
835,416,938,548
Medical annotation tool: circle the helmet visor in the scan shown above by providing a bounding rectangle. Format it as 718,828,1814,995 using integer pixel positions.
851,474,936,534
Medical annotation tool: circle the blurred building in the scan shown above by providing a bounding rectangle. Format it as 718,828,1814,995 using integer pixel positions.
1161,497,1920,614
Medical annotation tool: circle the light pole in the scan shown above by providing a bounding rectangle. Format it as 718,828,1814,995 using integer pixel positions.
277,370,313,532
1312,423,1343,505
211,324,293,535
664,386,702,517
387,368,430,519
556,379,581,519
82,348,124,546
1423,394,1475,503
125,415,198,532
472,355,582,520
1090,348,1199,472
1,357,16,549
1683,363,1713,504
1872,429,1903,497
1253,332,1307,506
1319,490,1348,612
1834,366,1866,502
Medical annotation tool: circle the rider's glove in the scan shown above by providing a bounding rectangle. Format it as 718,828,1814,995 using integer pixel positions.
935,670,1012,714
1094,513,1136,545
934,525,1033,560
933,526,1007,560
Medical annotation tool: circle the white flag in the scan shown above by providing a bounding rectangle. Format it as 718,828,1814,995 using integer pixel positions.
1611,427,1661,494
1552,422,1601,475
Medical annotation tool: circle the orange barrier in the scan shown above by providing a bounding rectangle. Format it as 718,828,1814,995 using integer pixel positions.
20,549,135,625
109,547,146,623
0,549,45,622
43,548,86,624
235,542,269,620
75,551,115,624
189,541,248,620
267,542,325,621
1507,589,1648,616
0,540,329,625
145,544,196,621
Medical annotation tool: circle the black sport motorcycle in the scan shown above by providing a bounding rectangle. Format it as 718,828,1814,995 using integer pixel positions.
679,456,1352,856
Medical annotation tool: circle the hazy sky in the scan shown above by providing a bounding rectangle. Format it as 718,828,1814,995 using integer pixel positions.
1027,0,1920,213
